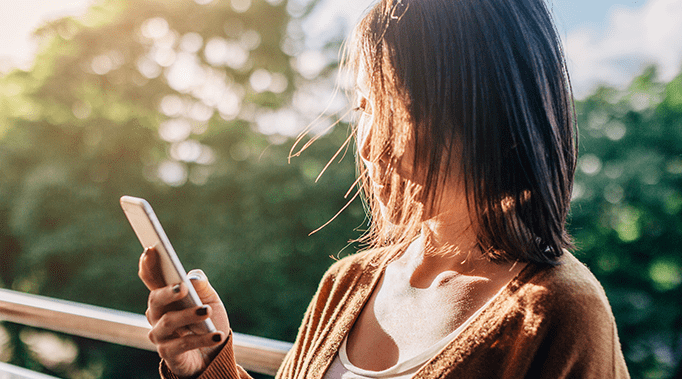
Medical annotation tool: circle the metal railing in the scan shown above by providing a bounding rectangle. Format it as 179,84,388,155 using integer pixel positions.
0,288,292,376
0,362,60,379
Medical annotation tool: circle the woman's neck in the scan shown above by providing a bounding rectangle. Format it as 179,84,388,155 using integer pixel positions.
400,230,521,290
396,200,503,287
422,195,483,259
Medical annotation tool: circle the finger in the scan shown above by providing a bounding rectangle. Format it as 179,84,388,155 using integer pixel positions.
149,305,213,344
187,269,220,304
146,283,189,324
157,331,226,363
139,247,166,290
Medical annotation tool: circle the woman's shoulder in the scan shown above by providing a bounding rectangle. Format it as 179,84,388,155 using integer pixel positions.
529,252,609,301
496,254,630,377
516,251,617,327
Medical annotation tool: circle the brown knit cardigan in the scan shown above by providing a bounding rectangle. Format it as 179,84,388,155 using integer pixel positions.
161,248,630,379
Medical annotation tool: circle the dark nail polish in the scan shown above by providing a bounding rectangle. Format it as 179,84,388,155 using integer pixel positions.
172,284,181,293
212,334,222,342
196,306,208,316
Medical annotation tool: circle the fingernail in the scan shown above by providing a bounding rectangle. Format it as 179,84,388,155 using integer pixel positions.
196,306,208,316
187,269,206,282
172,284,181,293
212,333,222,342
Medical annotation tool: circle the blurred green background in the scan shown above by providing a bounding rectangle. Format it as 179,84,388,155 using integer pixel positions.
0,0,680,378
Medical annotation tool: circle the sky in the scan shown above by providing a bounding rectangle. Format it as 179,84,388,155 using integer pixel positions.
0,0,92,71
561,0,682,97
1,0,681,98
304,0,681,98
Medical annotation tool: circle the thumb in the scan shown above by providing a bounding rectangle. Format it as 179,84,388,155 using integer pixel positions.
187,269,220,304
188,269,230,333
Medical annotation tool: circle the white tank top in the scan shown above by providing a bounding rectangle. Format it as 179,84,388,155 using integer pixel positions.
323,283,508,379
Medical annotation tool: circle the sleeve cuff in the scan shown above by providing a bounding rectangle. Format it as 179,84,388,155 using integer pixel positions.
159,331,250,379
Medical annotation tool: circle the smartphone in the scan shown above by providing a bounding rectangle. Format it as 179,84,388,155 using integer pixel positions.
120,195,217,334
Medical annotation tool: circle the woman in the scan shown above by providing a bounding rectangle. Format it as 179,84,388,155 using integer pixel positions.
139,0,630,377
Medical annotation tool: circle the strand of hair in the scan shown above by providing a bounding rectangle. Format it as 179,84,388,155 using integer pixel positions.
308,187,363,236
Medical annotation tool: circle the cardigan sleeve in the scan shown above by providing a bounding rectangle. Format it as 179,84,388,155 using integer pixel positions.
159,331,253,379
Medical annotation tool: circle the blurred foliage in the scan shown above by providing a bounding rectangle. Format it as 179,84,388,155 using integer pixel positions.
0,0,361,377
569,65,682,379
0,0,679,378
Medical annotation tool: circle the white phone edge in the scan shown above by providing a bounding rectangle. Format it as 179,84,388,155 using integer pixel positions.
120,195,217,334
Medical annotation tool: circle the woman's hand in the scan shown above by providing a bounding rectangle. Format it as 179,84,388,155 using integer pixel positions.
139,247,231,378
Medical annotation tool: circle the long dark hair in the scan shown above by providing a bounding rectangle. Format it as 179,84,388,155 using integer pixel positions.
348,0,577,264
